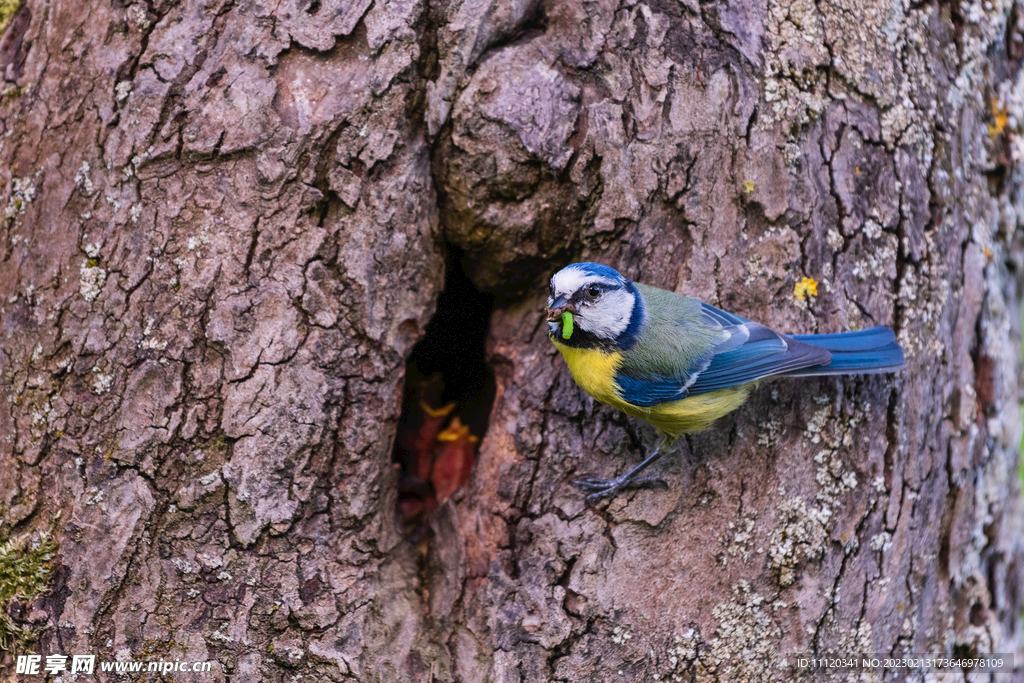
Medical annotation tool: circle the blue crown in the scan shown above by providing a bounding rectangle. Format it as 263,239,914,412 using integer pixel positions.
568,262,628,283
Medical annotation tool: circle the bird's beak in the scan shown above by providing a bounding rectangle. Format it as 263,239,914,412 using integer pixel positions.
547,295,576,322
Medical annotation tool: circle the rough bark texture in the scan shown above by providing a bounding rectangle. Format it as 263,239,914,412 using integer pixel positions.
2,0,1024,680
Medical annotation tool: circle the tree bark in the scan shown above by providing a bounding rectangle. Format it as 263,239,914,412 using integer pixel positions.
2,0,1024,680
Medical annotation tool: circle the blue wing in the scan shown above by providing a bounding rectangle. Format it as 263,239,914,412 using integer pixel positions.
614,305,752,407
685,324,831,395
614,308,832,406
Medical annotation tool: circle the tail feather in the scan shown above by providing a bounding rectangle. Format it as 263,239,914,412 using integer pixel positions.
784,326,904,376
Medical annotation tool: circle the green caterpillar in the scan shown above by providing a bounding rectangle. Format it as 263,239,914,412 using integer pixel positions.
562,311,574,339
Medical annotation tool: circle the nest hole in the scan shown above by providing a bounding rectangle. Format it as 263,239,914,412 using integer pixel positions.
393,248,496,523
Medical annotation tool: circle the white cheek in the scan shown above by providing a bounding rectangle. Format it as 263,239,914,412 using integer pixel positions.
577,290,634,339
548,321,560,335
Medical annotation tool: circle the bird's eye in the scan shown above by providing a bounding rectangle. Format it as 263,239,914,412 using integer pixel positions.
587,284,600,297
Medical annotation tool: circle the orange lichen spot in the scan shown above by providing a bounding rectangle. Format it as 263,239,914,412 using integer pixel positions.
854,166,860,175
794,276,819,301
988,100,1009,137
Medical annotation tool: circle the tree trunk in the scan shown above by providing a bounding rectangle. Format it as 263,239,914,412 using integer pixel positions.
2,0,1024,679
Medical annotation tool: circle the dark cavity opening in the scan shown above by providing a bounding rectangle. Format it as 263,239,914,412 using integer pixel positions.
394,248,496,523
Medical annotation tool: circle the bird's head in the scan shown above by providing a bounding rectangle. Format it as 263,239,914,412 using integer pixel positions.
547,263,644,349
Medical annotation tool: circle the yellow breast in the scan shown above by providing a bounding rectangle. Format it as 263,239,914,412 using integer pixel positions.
552,339,751,438
551,340,623,404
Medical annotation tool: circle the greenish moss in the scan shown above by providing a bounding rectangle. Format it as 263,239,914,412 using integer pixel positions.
0,531,58,652
0,0,20,37
207,432,227,454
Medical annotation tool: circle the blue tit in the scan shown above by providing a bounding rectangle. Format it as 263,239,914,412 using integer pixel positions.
546,262,904,503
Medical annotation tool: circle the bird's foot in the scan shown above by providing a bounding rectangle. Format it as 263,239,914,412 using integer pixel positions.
572,474,668,505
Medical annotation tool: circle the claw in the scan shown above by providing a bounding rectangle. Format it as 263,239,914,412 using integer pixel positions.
571,436,673,504
572,475,668,504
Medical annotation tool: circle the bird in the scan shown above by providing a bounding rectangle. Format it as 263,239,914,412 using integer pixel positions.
546,262,904,503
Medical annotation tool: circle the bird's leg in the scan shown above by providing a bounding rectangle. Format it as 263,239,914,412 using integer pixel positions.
573,436,671,504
